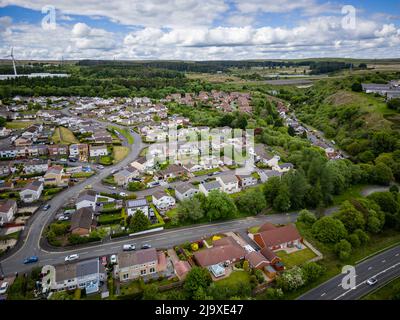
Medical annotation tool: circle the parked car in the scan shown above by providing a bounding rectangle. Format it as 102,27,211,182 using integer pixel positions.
96,165,104,170
0,282,9,295
108,186,116,190
119,192,127,197
110,254,117,264
68,158,77,162
23,256,39,264
65,254,79,262
123,244,136,251
59,158,67,163
57,215,69,221
141,244,152,249
367,277,378,286
42,204,51,211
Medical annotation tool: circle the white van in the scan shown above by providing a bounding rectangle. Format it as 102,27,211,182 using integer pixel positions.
123,244,136,251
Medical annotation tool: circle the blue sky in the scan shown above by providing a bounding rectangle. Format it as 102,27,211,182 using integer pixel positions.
0,0,399,60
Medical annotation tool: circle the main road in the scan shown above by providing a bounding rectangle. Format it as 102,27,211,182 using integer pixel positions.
298,245,400,300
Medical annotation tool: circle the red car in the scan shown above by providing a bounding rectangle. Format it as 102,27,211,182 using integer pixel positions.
100,256,107,266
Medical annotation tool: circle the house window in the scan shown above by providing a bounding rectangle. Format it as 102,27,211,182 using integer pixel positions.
150,268,155,273
123,274,129,280
140,270,146,275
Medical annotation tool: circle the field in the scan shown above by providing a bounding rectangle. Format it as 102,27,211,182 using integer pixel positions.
112,146,130,163
52,126,78,144
5,120,35,129
275,248,317,269
108,126,134,144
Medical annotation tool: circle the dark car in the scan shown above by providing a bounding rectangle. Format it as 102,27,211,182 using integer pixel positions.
23,256,39,264
141,244,152,249
68,158,77,163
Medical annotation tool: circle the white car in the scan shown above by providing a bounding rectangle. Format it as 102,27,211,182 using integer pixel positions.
119,192,127,197
110,254,117,264
108,186,116,190
123,244,136,251
57,215,69,221
0,282,9,295
65,254,79,262
366,277,378,286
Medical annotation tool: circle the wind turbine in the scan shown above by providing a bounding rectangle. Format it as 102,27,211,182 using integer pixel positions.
4,47,17,75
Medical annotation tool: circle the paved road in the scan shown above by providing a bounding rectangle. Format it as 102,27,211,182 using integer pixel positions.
298,245,400,300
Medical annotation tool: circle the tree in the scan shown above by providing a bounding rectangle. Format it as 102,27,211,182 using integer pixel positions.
263,288,284,300
184,267,212,298
176,197,204,222
129,210,150,232
297,209,317,225
354,229,370,244
284,170,308,209
312,216,348,243
263,176,281,206
142,284,160,300
335,239,352,261
351,82,362,92
127,181,144,191
273,182,291,212
387,98,400,111
301,262,325,283
368,192,399,214
347,233,361,248
288,125,296,136
334,201,366,233
373,163,394,185
0,116,6,127
204,190,237,221
276,266,305,292
235,188,267,215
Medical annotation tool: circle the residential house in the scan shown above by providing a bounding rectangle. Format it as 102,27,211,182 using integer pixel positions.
130,157,153,173
253,223,302,250
236,174,258,188
126,198,149,217
152,190,176,211
245,251,270,270
14,136,32,147
70,207,97,236
113,167,139,187
0,146,17,158
19,180,44,203
0,127,12,137
0,199,17,225
0,161,16,176
41,258,106,294
69,144,89,161
43,165,67,186
114,248,167,282
76,190,98,210
193,236,246,268
89,145,108,157
23,159,49,174
216,175,240,194
275,163,294,173
174,182,199,201
199,180,223,196
182,162,204,173
155,164,187,181
48,144,68,157
258,170,282,183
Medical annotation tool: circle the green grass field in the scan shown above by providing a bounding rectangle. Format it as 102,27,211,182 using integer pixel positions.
52,126,78,144
113,146,130,163
108,126,134,144
275,248,317,269
5,121,35,129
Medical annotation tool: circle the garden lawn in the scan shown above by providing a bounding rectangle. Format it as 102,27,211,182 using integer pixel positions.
5,121,35,129
108,126,134,144
275,248,317,269
52,127,78,144
193,168,220,177
113,146,130,163
332,184,366,205
215,271,251,288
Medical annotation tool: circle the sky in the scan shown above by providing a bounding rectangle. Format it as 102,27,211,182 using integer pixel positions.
0,0,399,60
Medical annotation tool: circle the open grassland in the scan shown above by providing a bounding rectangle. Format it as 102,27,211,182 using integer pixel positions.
5,121,35,129
112,146,130,163
52,126,78,144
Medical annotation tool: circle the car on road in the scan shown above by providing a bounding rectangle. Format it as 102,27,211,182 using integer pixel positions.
65,254,79,262
123,244,136,251
84,184,92,189
367,277,378,286
60,158,68,163
108,186,116,190
23,256,39,264
42,204,51,211
110,254,117,264
0,282,9,295
96,165,104,170
119,192,127,197
68,158,78,162
100,256,107,266
141,244,152,249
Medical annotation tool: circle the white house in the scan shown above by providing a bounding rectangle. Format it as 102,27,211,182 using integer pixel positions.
199,180,223,196
89,145,108,157
236,174,258,188
19,180,44,203
216,175,240,194
0,199,17,225
260,155,280,168
152,190,176,211
126,198,149,217
182,162,204,173
113,167,139,187
274,163,294,173
175,182,199,201
76,190,98,210
23,159,49,174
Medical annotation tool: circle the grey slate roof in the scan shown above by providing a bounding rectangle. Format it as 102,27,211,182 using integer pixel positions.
126,198,148,208
202,180,222,191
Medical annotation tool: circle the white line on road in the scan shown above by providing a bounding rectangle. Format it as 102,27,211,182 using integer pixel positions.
382,260,386,263
396,254,399,257
321,293,326,297
368,267,372,270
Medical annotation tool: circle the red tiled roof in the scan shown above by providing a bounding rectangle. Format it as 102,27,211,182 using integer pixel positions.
256,224,301,248
245,251,269,268
258,222,277,233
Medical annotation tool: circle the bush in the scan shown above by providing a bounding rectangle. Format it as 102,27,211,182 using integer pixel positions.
354,229,370,244
301,262,325,283
312,216,348,243
254,269,265,284
347,233,361,248
191,243,199,251
298,209,317,225
335,239,352,261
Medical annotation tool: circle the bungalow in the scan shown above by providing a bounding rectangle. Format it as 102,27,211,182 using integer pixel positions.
182,162,204,173
113,167,139,187
260,154,280,168
23,159,49,174
245,251,269,270
43,165,67,186
253,223,302,251
174,182,199,201
0,127,12,137
76,190,98,211
193,236,246,268
89,145,108,157
70,207,97,236
275,163,294,173
259,247,281,266
126,198,149,217
152,190,176,211
114,248,167,282
19,180,44,203
41,258,106,294
216,175,240,194
236,174,258,188
258,170,282,183
199,180,223,196
155,164,187,181
0,199,17,225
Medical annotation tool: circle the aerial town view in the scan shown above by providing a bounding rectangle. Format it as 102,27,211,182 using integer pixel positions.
0,0,399,315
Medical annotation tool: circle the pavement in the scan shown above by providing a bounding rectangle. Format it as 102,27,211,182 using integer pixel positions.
298,245,400,300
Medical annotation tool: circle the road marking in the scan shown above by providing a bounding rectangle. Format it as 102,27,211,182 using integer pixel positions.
368,267,372,270
321,293,326,297
94,249,104,252
80,252,88,255
111,246,120,249
382,260,386,263
396,254,399,257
